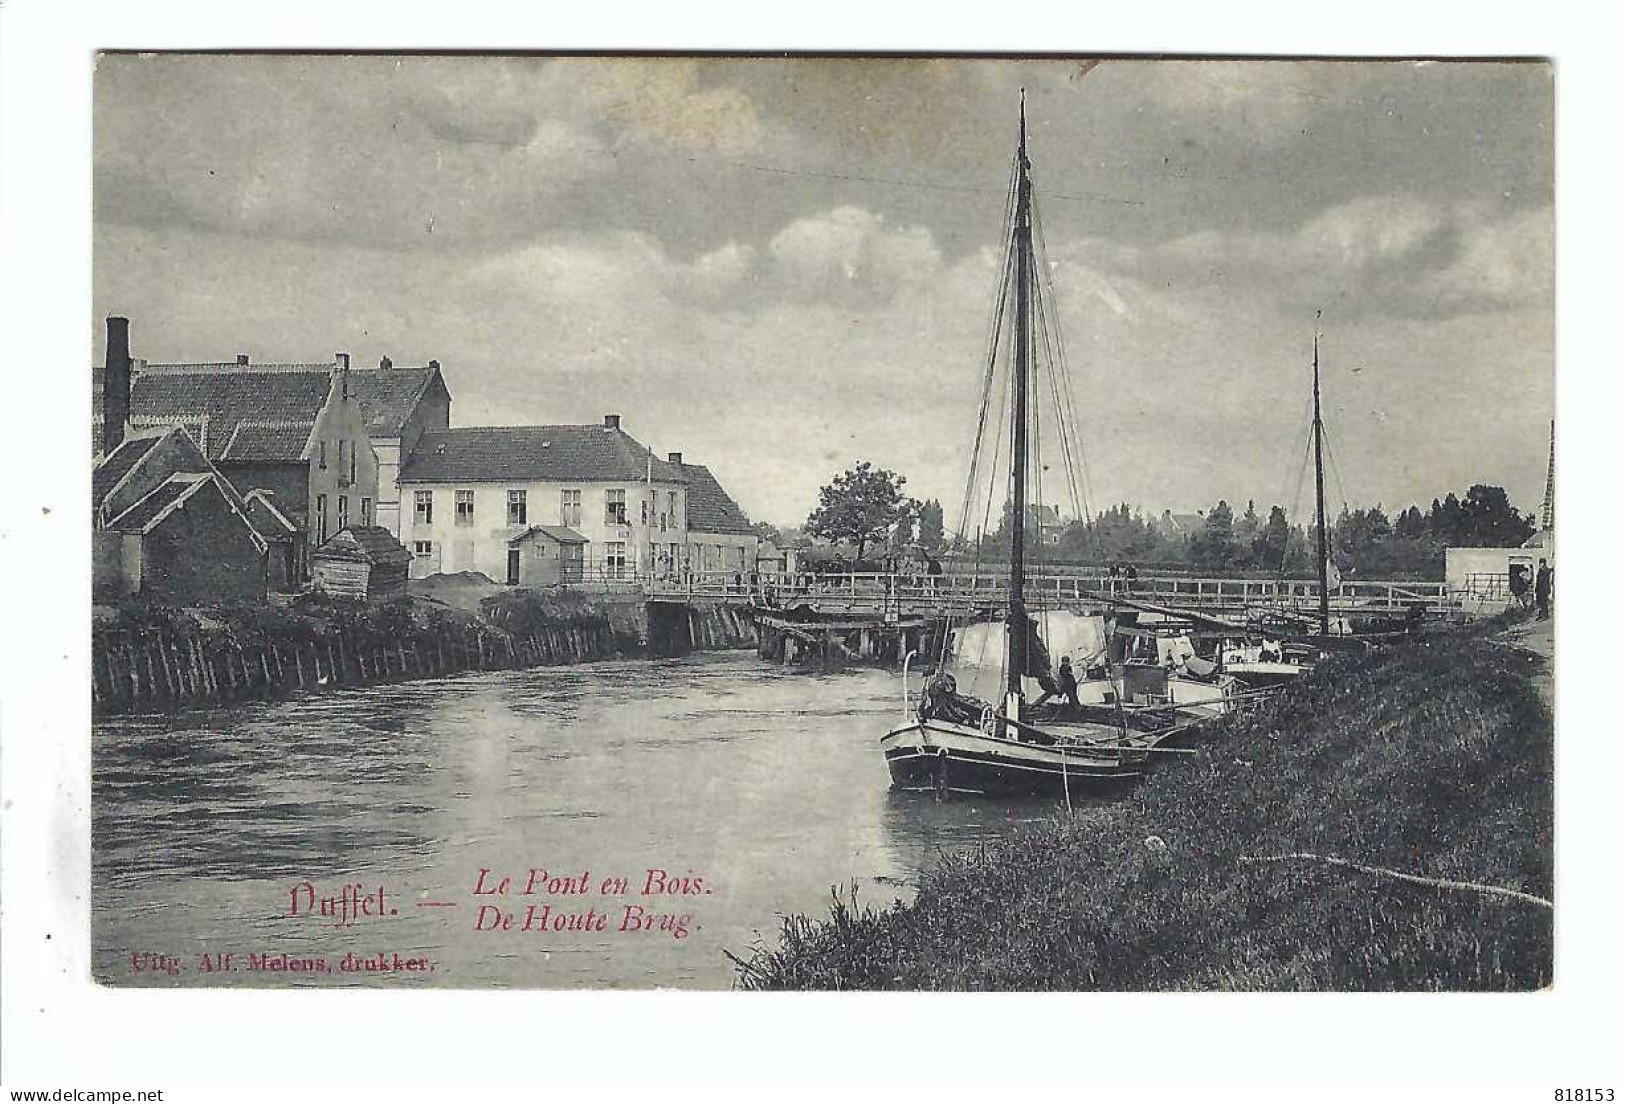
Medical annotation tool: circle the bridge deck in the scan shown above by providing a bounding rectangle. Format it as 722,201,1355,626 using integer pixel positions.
643,570,1458,621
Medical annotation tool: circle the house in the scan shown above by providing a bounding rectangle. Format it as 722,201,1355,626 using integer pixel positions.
92,424,270,605
664,452,758,574
506,525,589,586
311,526,414,601
1027,504,1067,547
348,357,452,537
756,540,800,575
243,490,304,592
398,416,690,583
1158,509,1207,538
120,341,380,576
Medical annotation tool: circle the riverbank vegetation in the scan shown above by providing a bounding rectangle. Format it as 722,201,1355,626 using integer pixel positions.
959,483,1537,579
734,631,1552,990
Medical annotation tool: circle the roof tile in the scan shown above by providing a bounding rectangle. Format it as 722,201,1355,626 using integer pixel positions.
673,461,755,536
399,425,683,484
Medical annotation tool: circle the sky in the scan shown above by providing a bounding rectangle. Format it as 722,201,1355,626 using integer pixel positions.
93,55,1553,529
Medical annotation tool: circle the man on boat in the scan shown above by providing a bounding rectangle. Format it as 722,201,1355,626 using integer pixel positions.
1032,655,1080,710
918,671,983,726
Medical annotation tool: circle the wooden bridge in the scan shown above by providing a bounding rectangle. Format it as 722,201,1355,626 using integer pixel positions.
644,570,1460,625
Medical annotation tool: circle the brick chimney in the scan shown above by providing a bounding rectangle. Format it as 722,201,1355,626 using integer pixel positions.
379,355,392,370
667,451,683,464
236,353,250,366
102,316,131,455
603,414,621,430
428,359,440,371
333,351,350,399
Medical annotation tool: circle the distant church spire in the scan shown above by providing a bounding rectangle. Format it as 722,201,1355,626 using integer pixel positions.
1541,419,1555,532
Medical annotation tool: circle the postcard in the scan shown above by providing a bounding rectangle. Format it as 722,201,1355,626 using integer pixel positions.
89,53,1553,992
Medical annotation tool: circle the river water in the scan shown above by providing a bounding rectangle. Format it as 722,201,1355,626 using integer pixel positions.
93,651,1069,990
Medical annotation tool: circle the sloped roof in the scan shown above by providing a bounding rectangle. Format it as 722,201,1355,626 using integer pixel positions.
91,432,163,508
349,366,443,437
106,473,209,531
243,490,300,541
399,425,683,484
217,421,316,463
130,366,332,462
313,525,413,565
509,524,589,546
672,461,754,536
1161,512,1206,535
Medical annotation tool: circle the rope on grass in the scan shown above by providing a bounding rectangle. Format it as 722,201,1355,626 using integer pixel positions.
1238,852,1553,909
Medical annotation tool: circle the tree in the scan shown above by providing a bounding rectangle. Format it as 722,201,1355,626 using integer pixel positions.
1190,500,1240,573
1235,500,1262,568
1334,505,1394,576
1456,484,1536,548
1253,505,1291,573
917,498,946,555
751,520,784,546
804,461,911,563
889,502,919,554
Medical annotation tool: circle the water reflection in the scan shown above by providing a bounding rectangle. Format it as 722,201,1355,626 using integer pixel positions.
93,652,1071,988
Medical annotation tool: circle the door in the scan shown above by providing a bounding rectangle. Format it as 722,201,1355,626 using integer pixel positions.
507,548,521,585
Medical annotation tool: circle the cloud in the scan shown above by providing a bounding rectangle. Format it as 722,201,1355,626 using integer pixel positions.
1139,61,1323,141
1087,196,1551,320
767,206,943,304
465,232,756,308
1417,204,1553,315
95,56,616,249
576,58,765,154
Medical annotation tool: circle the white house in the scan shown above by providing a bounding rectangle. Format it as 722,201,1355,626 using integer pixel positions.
398,416,692,583
397,418,759,585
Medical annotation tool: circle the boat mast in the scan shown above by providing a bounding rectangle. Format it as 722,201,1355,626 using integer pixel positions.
1007,91,1033,699
1312,312,1330,637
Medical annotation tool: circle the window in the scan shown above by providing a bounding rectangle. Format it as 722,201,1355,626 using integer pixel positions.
318,440,327,469
640,500,648,526
507,548,521,585
455,490,474,526
337,439,344,473
350,444,357,485
605,541,627,577
668,492,678,530
507,489,527,526
561,489,581,527
413,540,433,558
316,494,328,543
361,497,373,526
414,490,433,525
605,489,626,525
337,495,348,531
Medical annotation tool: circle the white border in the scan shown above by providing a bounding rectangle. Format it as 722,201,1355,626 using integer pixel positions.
2,0,1619,1094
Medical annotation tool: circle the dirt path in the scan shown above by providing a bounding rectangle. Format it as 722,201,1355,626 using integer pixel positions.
1497,615,1554,709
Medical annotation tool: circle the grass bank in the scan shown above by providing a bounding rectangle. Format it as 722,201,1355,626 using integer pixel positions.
735,631,1552,990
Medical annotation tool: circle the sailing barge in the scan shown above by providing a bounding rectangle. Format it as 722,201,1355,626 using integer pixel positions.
879,95,1200,798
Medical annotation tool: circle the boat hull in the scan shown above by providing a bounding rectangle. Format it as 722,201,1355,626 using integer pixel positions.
1222,661,1311,689
881,720,1144,798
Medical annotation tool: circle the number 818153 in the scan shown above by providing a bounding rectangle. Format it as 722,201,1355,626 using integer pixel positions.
1556,1092,1614,1101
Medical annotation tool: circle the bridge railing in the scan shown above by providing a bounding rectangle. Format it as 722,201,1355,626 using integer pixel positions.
641,570,1455,611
